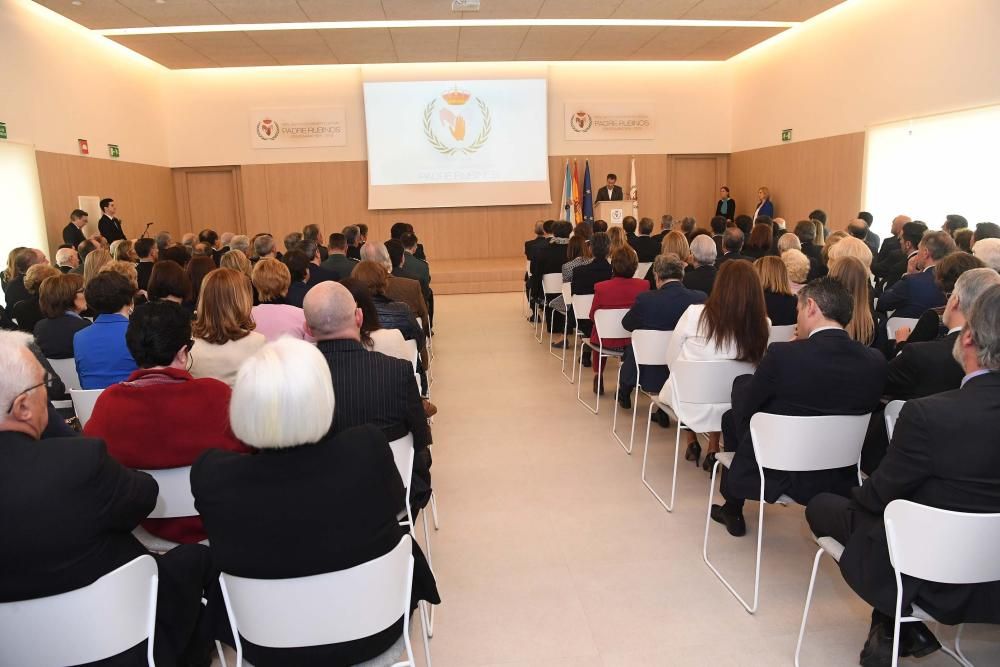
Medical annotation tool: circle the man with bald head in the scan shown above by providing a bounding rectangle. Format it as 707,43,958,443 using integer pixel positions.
304,281,433,509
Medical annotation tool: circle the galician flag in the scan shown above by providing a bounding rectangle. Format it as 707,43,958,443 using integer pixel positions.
571,160,582,223
629,157,639,217
559,160,572,222
582,160,594,224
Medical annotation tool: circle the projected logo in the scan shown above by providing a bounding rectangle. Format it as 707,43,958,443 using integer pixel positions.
256,119,280,140
571,111,593,133
423,87,492,155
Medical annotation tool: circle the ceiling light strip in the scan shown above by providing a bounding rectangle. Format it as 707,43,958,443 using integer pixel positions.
97,18,797,37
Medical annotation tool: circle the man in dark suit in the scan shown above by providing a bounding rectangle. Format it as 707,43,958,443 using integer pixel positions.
530,220,572,333
873,220,926,290
856,211,881,256
794,219,827,281
134,237,157,292
198,228,225,266
877,230,956,319
630,218,660,263
874,215,908,267
282,250,312,308
685,235,718,295
304,281,433,508
0,331,211,665
618,254,706,408
806,284,1000,666
62,209,90,248
712,278,887,536
54,247,79,273
320,232,359,280
397,232,433,327
571,232,614,358
622,216,638,245
97,197,126,243
343,225,363,260
524,220,550,263
652,215,673,246
594,173,623,202
302,223,328,262
709,215,727,255
715,228,751,267
299,239,338,287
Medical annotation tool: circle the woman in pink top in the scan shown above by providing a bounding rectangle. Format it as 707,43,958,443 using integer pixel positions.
250,258,311,342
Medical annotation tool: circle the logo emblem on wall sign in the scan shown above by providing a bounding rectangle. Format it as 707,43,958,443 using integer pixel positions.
423,87,491,155
256,119,280,140
571,111,593,133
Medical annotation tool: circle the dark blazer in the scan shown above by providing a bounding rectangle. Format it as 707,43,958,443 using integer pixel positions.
874,248,915,290
715,251,752,267
877,266,946,318
285,280,309,308
63,222,86,248
3,275,29,318
570,257,613,297
319,253,359,281
594,185,624,202
136,261,154,292
715,198,736,219
800,242,828,281
193,425,439,667
372,295,425,349
840,373,1000,624
524,236,548,262
875,235,901,266
306,262,338,288
396,253,431,298
763,291,798,326
724,329,887,504
346,245,361,261
629,235,660,263
530,240,570,299
98,215,126,243
13,296,44,334
683,264,717,295
863,229,881,257
885,330,964,399
753,199,774,219
33,313,91,359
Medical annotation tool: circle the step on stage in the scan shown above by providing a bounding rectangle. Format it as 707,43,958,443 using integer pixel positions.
432,258,525,295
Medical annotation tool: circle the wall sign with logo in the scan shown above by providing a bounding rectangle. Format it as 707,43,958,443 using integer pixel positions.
782,129,793,142
0,122,6,140
78,139,89,156
249,107,347,149
564,102,655,141
108,144,120,159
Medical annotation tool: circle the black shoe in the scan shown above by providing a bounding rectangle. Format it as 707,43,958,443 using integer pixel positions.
617,392,632,410
899,621,941,658
582,354,592,368
685,442,702,464
859,620,892,667
550,339,567,349
650,409,671,428
702,451,717,472
860,612,940,664
710,503,746,537
592,376,605,396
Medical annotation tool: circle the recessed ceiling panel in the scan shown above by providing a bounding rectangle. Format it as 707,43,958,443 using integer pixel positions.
109,34,217,68
173,31,278,67
246,29,338,66
755,0,845,22
207,0,310,24
319,28,398,64
296,0,387,22
517,26,598,60
537,0,616,19
33,0,150,29
574,26,664,60
457,26,530,62
612,0,702,20
117,0,230,26
390,27,461,63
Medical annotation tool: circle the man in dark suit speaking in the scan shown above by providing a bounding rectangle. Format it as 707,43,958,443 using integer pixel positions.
97,197,126,243
594,173,624,202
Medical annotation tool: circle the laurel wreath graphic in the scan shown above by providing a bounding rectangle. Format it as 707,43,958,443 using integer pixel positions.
423,97,492,155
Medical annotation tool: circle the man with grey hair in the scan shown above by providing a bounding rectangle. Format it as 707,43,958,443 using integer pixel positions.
684,234,718,295
630,217,659,263
180,232,196,256
229,234,250,257
304,281,433,509
653,214,673,245
877,229,956,318
0,330,212,665
55,247,79,272
298,238,337,286
716,228,749,267
219,231,234,250
972,237,1000,272
283,231,303,254
777,231,802,253
617,253,707,411
155,231,172,253
362,242,430,345
252,234,276,263
343,225,362,260
807,283,1000,666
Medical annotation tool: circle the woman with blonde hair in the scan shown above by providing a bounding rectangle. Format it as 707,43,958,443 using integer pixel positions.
189,268,266,386
811,218,827,246
829,256,876,346
250,258,310,341
607,226,629,254
753,186,774,222
827,235,873,271
781,249,811,294
110,239,137,263
12,264,61,333
100,260,140,291
754,256,797,326
2,246,27,292
822,230,848,266
660,230,692,264
220,248,252,279
82,249,112,286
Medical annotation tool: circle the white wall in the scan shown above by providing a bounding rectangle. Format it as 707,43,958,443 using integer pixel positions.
163,60,732,167
3,1,170,166
730,0,1000,152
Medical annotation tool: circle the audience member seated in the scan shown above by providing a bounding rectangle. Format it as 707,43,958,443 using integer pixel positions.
189,268,266,386
828,235,874,274
109,239,136,263
743,223,774,260
973,237,1000,272
829,256,878,348
320,232,359,279
856,211,881,256
777,231,802,254
684,235,718,295
185,254,216,304
304,282,434,508
396,232,432,300
973,222,1000,244
807,283,1000,666
55,246,79,273
160,243,191,268
942,213,968,236
74,271,137,389
877,230,956,319
953,228,974,253
754,256,797,327
663,260,769,468
362,242,431,343
251,258,310,341
794,219,827,280
193,336,438,666
622,216,637,243
618,253,706,413
85,301,247,544
893,252,985,347
659,230,691,265
589,247,648,395
33,272,89,359
4,248,46,319
229,234,250,257
389,221,426,261
0,330,212,666
340,277,410,362
134,237,157,291
351,261,426,350
251,233,277,264
713,278,887,536
570,233,613,367
630,218,660,263
303,223,328,261
872,215,910,277
299,238,337,287
343,224,363,260
147,259,195,316
782,248,811,294
872,220,926,289
219,248,252,281
13,264,60,333
548,234,592,349
529,220,572,334
82,249,112,289
823,231,848,266
281,249,312,308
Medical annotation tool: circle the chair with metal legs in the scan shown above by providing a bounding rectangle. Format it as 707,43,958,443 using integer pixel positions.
576,308,631,415
640,359,754,512
611,329,672,454
569,294,594,385
703,413,870,613
537,273,562,344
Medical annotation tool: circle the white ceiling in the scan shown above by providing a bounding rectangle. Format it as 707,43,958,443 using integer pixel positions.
34,0,845,68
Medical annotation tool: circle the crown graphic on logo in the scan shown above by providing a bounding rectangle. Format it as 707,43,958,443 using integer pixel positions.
442,88,471,106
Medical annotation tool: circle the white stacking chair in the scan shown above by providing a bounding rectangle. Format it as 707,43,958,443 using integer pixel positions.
568,294,594,385
558,282,575,379
884,400,906,441
537,273,562,343
576,308,631,415
768,324,796,344
217,535,431,667
704,413,870,613
70,388,104,428
47,357,80,410
0,555,158,667
634,262,652,280
641,359,754,512
402,338,421,392
611,329,672,455
796,500,1000,667
887,317,920,341
133,466,200,553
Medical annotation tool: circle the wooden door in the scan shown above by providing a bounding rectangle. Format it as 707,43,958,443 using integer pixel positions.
173,167,244,235
670,157,722,223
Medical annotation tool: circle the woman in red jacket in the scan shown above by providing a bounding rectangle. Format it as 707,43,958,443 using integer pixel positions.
590,246,649,394
85,300,248,544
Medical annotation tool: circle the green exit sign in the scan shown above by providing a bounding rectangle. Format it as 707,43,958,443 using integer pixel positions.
108,144,120,159
781,129,793,142
0,122,7,140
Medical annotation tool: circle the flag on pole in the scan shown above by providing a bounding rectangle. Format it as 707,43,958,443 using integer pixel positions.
559,160,571,222
582,160,594,224
629,157,639,218
571,160,582,224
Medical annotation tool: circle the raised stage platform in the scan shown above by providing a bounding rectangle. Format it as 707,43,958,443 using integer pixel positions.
432,257,525,295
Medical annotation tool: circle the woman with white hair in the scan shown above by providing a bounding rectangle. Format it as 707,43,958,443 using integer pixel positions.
193,337,440,666
782,248,811,294
683,234,718,295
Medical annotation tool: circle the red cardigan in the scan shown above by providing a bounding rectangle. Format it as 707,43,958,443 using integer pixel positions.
84,366,249,544
590,276,649,348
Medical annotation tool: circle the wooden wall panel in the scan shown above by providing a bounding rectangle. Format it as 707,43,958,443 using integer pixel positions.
728,133,864,231
35,151,179,259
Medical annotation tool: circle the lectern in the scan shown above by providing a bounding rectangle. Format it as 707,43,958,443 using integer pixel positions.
595,200,635,226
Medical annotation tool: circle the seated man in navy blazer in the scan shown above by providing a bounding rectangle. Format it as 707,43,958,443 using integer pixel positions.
630,218,660,263
594,173,624,202
618,253,705,410
712,278,887,536
877,230,956,319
